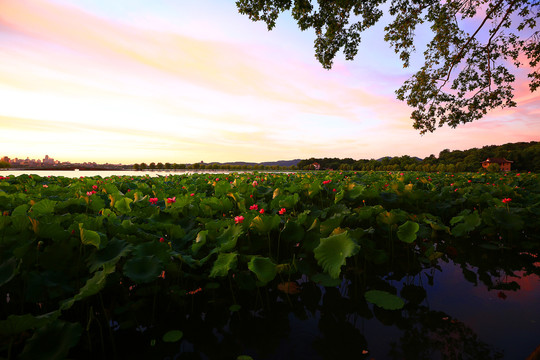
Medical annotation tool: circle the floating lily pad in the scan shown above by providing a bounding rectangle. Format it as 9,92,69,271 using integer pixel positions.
365,290,405,310
162,330,183,343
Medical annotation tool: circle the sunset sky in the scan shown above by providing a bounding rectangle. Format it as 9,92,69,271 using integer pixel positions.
1,0,538,164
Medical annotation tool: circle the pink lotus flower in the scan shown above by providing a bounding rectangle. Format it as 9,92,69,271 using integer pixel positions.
159,237,165,243
43,184,48,188
86,191,94,196
149,197,158,205
278,208,286,215
92,185,98,190
259,208,265,214
502,198,512,204
252,181,258,187
250,204,258,210
322,180,331,185
234,215,244,224
167,197,176,204
190,193,195,197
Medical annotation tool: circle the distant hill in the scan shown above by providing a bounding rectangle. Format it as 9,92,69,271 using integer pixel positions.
376,156,423,162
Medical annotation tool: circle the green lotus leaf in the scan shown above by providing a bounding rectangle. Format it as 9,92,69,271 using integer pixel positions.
346,185,364,199
308,180,322,198
227,192,246,212
162,330,183,343
250,214,280,234
192,230,208,255
30,199,56,216
397,221,419,243
0,214,10,230
102,183,120,195
281,220,304,243
0,311,60,336
365,290,405,310
451,211,481,237
278,193,299,209
209,252,237,277
334,189,345,203
216,225,243,252
248,256,277,284
0,257,19,287
87,238,132,273
229,304,242,312
12,204,29,216
20,320,82,360
89,196,106,212
237,356,254,360
38,222,67,241
114,197,132,214
310,273,342,287
123,256,163,283
133,241,170,264
61,263,115,310
79,224,101,249
214,180,231,196
313,231,358,279
320,214,346,237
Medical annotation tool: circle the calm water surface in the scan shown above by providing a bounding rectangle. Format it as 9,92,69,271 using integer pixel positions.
1,169,234,178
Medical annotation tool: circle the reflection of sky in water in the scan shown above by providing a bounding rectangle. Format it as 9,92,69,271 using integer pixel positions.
425,260,540,359
231,259,540,360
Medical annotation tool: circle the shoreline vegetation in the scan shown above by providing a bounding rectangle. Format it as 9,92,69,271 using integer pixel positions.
1,140,538,173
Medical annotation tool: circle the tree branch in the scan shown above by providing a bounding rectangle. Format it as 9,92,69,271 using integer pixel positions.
438,0,506,88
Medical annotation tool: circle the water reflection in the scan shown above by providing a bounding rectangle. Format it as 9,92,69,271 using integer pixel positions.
73,237,539,360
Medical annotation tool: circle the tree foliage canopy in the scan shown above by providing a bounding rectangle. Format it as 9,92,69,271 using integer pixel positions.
235,0,539,133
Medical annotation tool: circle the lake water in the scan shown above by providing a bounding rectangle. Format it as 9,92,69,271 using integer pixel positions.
0,169,236,178
108,253,540,360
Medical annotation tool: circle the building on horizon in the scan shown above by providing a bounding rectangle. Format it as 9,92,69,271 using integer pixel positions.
481,158,513,171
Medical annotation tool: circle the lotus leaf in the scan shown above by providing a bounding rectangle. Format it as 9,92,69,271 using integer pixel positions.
19,320,82,360
162,330,183,342
397,221,419,243
210,252,237,277
248,256,277,284
365,290,405,310
61,263,115,310
78,224,102,249
30,199,56,216
250,214,280,234
123,256,163,283
114,197,132,213
313,231,358,279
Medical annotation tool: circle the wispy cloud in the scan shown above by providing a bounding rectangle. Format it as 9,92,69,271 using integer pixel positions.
0,0,537,163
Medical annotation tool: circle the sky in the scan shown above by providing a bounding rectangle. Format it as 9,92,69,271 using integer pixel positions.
0,0,538,164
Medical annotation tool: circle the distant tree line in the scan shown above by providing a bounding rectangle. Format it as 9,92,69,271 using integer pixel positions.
132,162,297,171
297,141,540,172
0,161,10,169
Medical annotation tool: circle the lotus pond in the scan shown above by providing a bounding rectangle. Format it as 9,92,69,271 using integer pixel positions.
0,171,539,359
